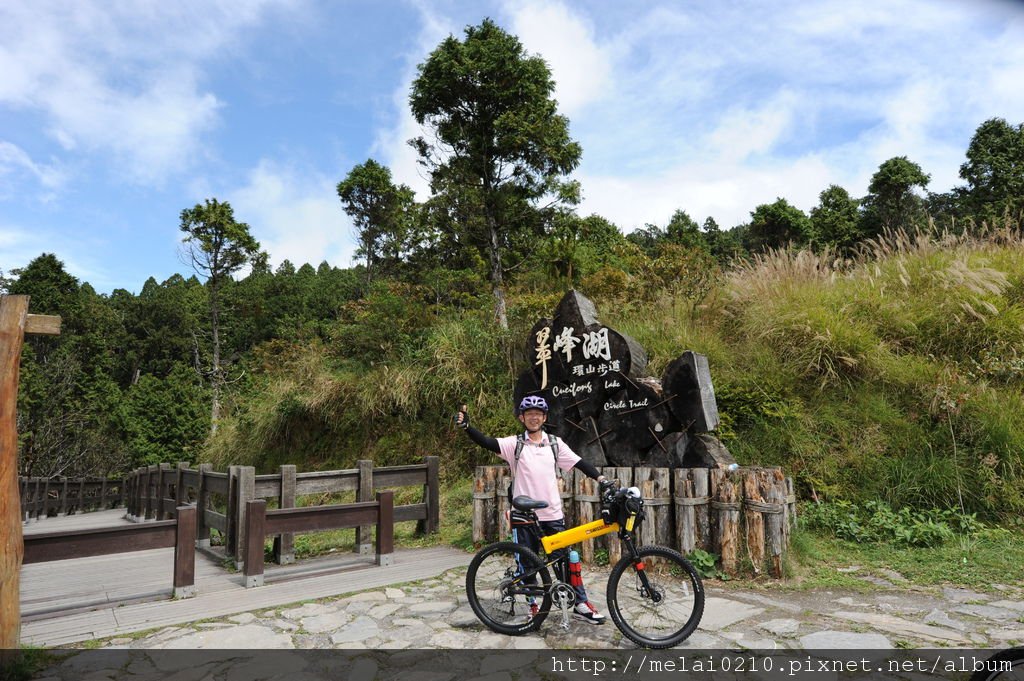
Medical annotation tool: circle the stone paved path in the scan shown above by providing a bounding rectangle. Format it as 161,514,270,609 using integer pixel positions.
71,564,1024,652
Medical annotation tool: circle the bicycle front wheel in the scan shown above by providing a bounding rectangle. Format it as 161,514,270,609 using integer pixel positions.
465,541,552,635
607,545,704,649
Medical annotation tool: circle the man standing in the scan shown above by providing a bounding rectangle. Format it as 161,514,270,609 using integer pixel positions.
456,395,610,624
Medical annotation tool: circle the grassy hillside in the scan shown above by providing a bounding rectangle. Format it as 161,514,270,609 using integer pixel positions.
208,227,1024,521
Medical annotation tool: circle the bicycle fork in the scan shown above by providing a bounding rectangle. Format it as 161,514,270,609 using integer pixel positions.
621,532,662,603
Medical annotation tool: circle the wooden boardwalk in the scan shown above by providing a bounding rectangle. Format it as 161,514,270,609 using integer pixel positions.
20,510,470,647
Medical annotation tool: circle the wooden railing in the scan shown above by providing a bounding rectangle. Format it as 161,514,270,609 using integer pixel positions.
473,464,796,578
242,491,394,587
19,476,127,520
122,457,440,568
22,506,196,598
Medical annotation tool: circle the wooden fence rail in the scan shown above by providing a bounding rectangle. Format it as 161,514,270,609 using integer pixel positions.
473,465,796,578
18,476,127,520
22,505,197,598
121,456,439,568
242,491,394,587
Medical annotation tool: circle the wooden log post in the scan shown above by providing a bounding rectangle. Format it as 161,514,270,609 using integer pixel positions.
174,462,188,508
158,463,173,519
710,467,742,577
472,466,500,544
765,468,787,578
99,476,109,511
143,465,156,520
233,462,254,569
674,467,710,555
1,294,60,651
785,476,797,538
196,463,212,547
375,490,394,566
743,467,767,576
243,499,267,588
59,477,69,516
356,459,374,555
574,470,599,564
603,466,632,566
497,474,511,540
173,505,197,598
417,455,439,535
273,465,296,565
636,467,672,558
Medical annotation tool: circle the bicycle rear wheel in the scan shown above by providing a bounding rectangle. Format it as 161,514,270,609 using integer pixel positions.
607,545,704,648
465,541,552,635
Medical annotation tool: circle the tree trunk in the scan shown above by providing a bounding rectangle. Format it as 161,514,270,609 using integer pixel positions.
210,283,222,435
486,209,508,330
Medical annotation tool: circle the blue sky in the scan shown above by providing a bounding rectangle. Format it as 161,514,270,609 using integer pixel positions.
2,0,1023,294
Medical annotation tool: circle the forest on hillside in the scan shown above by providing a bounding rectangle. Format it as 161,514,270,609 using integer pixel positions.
4,21,1023,520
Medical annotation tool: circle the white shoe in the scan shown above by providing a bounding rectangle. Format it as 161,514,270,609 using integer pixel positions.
573,601,606,625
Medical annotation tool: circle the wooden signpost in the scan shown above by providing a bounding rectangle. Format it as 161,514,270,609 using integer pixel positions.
1,295,61,650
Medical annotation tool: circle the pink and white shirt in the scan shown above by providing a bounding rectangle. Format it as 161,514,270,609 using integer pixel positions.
496,432,581,522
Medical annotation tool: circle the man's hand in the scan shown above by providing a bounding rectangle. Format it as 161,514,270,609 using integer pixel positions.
599,478,616,495
455,404,469,429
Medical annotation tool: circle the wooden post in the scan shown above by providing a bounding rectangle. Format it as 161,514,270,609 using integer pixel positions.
175,462,188,508
497,474,511,540
557,468,575,530
674,467,710,555
59,477,69,516
158,463,172,519
1,294,60,651
603,466,632,566
356,459,374,555
243,499,266,587
376,490,394,566
233,466,255,569
143,465,156,520
273,464,296,565
472,466,500,544
765,468,787,578
711,467,742,577
196,463,212,547
743,467,767,576
635,467,671,558
575,469,599,564
418,455,439,535
173,506,196,598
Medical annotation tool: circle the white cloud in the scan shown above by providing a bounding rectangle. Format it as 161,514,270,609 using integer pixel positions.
505,0,612,117
0,1,285,186
227,160,359,271
0,141,66,195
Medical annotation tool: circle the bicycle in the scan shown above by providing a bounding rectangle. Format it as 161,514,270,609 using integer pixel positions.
465,483,705,649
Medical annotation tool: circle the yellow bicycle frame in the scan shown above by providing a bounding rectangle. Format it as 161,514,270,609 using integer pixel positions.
541,519,620,553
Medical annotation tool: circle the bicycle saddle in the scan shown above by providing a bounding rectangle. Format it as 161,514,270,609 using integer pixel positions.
512,496,549,511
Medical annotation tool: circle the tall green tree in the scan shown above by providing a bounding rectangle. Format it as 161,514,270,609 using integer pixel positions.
861,156,930,237
409,18,582,329
665,210,708,251
744,198,815,252
179,198,261,433
337,159,417,282
959,117,1024,225
811,184,861,251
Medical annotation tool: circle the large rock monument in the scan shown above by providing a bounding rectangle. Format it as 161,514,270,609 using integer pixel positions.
514,290,737,469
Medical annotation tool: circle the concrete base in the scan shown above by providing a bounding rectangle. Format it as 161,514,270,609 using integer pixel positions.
197,539,211,549
277,553,295,565
244,575,264,588
173,585,196,599
376,554,393,567
358,544,372,556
